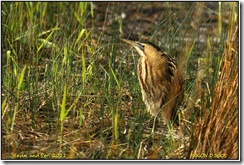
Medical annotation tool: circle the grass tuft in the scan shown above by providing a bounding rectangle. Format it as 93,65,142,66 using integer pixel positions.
188,2,238,159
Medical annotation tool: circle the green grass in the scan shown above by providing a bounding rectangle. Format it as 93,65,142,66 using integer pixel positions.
1,2,239,159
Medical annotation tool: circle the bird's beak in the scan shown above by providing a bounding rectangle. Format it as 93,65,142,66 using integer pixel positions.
120,38,138,48
120,38,145,57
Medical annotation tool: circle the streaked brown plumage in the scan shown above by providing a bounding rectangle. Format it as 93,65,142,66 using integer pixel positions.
121,38,184,124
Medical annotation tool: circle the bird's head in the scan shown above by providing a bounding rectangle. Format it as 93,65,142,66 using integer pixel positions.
120,38,163,60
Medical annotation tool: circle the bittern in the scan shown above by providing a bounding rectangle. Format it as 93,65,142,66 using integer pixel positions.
121,38,184,125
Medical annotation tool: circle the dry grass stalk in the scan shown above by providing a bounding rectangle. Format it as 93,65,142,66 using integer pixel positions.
189,25,238,159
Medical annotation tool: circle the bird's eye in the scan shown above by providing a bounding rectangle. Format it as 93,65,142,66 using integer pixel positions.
136,43,145,51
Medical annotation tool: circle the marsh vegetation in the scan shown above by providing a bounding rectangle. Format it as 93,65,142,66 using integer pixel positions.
1,2,239,159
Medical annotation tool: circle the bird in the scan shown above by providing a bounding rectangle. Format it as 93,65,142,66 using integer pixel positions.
120,38,184,125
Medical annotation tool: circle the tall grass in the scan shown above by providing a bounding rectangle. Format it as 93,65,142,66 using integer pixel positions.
188,2,238,159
